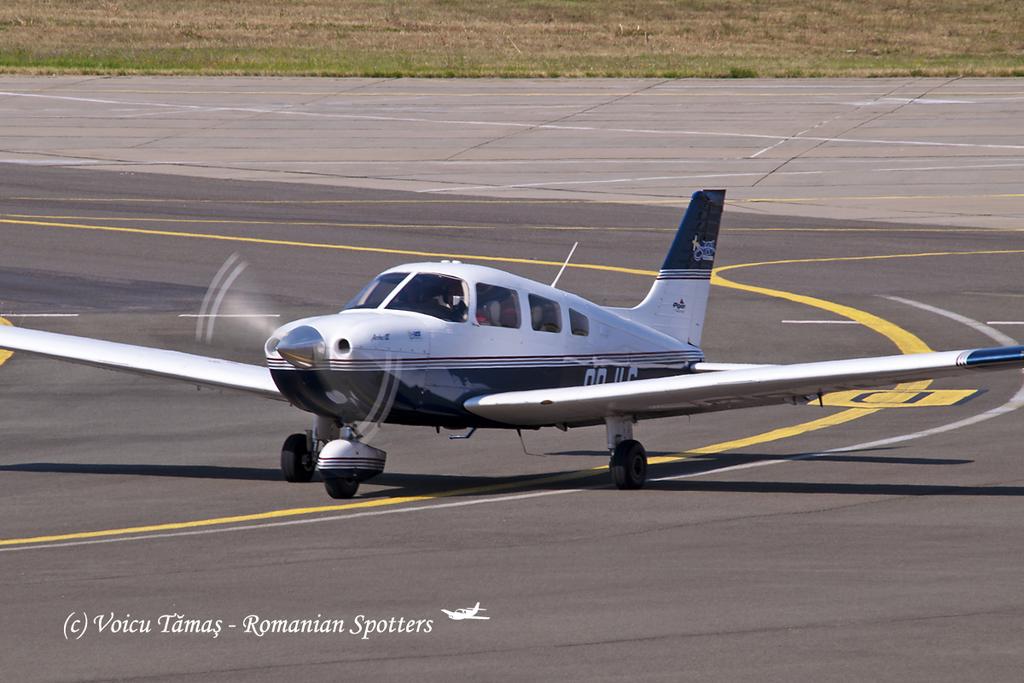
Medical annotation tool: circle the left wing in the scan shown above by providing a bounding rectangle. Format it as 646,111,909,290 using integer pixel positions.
0,326,283,400
465,346,1024,426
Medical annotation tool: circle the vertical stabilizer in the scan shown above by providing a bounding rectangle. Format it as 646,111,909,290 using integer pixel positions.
613,189,724,346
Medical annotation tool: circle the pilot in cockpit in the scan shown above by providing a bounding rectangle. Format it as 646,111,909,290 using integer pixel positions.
391,274,466,322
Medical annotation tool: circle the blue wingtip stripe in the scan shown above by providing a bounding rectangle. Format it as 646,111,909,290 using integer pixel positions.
963,346,1024,367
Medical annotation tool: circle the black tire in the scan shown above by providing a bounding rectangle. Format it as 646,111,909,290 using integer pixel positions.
610,439,647,490
324,476,359,499
281,433,315,483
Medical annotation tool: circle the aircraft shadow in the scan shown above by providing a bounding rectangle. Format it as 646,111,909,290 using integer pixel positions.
366,449,976,498
0,462,282,481
0,449,978,498
645,480,1024,497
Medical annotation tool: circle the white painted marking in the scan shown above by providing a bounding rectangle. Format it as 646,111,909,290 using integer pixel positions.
178,314,280,319
751,108,851,159
875,162,1024,173
654,300,1023,483
419,172,763,193
419,171,822,194
845,97,977,106
3,91,1024,152
987,321,1024,326
749,140,786,158
1,313,80,318
882,296,1018,346
781,320,860,325
0,488,578,553
0,159,106,166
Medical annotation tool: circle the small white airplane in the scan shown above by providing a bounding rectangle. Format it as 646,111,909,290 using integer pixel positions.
1,189,1022,499
441,602,489,620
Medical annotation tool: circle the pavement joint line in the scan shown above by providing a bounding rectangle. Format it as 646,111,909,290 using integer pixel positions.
4,239,980,548
3,90,1024,151
5,214,1024,234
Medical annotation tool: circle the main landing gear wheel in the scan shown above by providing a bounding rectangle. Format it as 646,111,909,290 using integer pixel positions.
324,476,360,499
610,439,647,490
281,433,316,483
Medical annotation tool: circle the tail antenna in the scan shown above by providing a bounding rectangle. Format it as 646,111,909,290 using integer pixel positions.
550,241,580,289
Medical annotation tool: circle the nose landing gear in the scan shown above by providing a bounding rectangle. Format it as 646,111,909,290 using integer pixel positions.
318,435,387,499
279,418,386,499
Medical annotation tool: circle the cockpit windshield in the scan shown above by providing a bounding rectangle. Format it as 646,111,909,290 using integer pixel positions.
386,273,468,323
344,272,409,310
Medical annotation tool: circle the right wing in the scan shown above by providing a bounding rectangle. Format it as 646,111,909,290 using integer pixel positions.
465,346,1024,427
0,326,283,400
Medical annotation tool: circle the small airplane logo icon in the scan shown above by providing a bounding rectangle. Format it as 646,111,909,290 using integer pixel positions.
442,602,490,620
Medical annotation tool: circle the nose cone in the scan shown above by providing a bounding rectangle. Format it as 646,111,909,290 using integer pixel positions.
275,325,326,369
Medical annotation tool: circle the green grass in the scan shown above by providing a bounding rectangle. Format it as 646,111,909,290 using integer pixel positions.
0,1,1022,77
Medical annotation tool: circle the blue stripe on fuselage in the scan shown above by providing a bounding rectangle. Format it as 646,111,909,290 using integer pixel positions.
269,364,692,429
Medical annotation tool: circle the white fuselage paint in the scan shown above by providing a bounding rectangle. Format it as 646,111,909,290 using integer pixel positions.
267,261,697,375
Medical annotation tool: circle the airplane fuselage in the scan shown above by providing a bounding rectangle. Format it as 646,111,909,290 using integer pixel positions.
267,262,702,429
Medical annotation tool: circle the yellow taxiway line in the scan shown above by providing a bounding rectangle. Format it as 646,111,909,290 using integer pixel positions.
0,217,655,277
4,213,1024,235
8,192,1022,207
2,215,1021,547
0,316,11,368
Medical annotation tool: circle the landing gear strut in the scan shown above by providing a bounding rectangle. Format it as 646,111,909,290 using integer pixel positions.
606,416,647,490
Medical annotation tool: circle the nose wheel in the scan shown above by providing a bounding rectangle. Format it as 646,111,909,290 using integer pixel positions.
610,439,647,490
324,476,360,499
281,433,316,482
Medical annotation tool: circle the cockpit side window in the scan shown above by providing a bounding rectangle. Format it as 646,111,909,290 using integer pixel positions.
569,308,590,336
344,272,409,310
387,273,469,323
529,294,562,333
475,283,520,328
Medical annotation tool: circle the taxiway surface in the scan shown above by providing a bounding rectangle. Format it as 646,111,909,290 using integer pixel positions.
1,78,1023,682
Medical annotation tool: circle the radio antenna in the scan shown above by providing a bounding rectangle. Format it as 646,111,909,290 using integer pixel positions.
550,241,579,289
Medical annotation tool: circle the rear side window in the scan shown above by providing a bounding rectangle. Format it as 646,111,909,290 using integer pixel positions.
344,272,409,310
476,283,520,328
569,309,590,336
529,294,561,333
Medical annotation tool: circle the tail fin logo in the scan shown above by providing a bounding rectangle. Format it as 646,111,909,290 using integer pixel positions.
672,298,686,312
692,236,716,262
